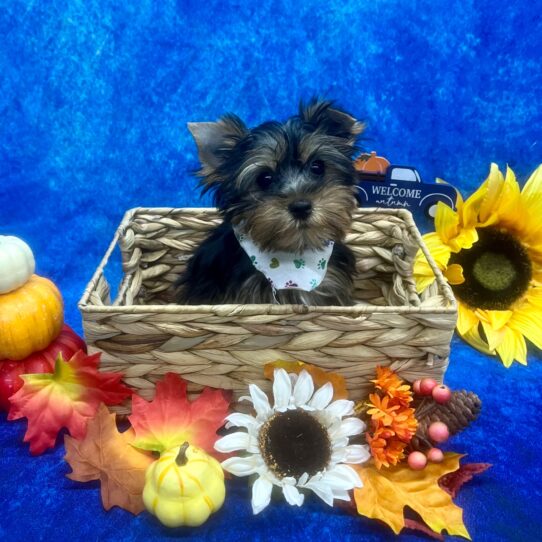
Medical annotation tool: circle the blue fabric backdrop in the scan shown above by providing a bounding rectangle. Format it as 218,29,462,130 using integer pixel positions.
1,1,542,540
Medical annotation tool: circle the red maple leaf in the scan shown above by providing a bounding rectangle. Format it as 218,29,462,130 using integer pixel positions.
8,350,132,455
439,462,492,498
128,372,230,456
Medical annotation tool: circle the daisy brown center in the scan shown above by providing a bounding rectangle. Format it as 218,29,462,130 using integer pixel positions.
449,227,532,310
258,410,331,479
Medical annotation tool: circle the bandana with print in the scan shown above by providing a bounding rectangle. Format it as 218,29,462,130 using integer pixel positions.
233,225,334,292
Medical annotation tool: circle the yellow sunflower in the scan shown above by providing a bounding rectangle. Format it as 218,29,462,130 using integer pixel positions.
414,163,542,367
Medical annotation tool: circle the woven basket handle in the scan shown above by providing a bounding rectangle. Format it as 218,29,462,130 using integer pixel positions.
78,209,140,308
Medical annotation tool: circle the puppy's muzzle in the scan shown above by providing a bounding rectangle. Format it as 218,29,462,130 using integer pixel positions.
288,199,313,220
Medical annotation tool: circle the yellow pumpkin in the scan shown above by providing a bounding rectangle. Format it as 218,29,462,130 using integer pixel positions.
143,442,225,527
0,275,64,360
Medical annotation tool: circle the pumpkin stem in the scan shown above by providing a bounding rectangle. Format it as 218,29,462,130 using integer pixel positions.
175,441,190,466
53,352,66,379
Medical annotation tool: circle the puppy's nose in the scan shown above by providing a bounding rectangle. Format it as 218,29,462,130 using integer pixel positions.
288,199,313,219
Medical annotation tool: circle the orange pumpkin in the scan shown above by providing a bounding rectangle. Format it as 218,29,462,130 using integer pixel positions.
0,275,64,360
353,151,390,175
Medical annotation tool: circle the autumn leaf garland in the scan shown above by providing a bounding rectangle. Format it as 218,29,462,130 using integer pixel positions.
7,352,486,537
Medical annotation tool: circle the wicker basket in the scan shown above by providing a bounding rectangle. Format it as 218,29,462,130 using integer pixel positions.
79,207,457,415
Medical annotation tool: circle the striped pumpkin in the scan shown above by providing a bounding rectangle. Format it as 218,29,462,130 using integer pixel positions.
143,442,225,527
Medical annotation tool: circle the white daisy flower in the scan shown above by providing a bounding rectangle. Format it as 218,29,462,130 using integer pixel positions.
215,369,370,514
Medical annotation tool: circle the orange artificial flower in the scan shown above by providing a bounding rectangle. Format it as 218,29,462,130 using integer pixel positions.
366,428,407,469
364,367,418,469
366,393,401,426
371,366,403,393
371,366,413,406
389,408,418,441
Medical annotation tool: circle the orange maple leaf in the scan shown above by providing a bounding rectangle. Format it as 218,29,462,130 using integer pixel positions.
8,350,132,455
64,404,154,514
128,373,230,456
353,454,471,539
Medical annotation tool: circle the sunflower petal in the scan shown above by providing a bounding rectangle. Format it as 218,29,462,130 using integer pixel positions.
461,165,502,227
495,327,527,367
333,417,365,438
478,163,506,225
459,325,495,355
282,482,304,507
492,166,523,231
420,232,453,268
415,275,437,294
214,431,251,453
273,369,292,412
456,303,480,335
225,412,258,429
485,310,513,331
325,399,355,418
525,287,542,308
343,444,371,464
509,305,542,351
330,489,352,502
414,233,452,293
435,202,459,245
444,263,465,285
452,225,479,251
480,319,505,352
305,482,335,506
221,455,262,476
322,464,362,490
249,384,272,419
252,476,273,514
292,370,314,406
308,382,334,410
518,164,542,235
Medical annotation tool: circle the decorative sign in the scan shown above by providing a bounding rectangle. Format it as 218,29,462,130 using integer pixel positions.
354,152,458,231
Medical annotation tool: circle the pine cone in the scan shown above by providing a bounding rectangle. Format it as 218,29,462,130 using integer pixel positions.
410,390,481,451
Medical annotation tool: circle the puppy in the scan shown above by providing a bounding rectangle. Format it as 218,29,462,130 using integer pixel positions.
176,99,364,306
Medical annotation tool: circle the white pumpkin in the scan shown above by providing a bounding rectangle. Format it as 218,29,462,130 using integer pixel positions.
0,236,36,294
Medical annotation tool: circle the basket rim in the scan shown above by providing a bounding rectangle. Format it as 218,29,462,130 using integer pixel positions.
78,206,458,316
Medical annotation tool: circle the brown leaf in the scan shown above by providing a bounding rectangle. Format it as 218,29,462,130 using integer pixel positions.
439,463,492,498
404,517,445,541
64,404,154,514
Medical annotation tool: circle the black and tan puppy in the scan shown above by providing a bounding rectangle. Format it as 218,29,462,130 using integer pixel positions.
176,99,364,305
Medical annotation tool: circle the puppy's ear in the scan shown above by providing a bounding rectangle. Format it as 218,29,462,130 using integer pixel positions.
300,99,364,144
188,114,248,170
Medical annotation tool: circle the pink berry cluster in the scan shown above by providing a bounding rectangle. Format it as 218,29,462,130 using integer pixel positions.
407,378,452,471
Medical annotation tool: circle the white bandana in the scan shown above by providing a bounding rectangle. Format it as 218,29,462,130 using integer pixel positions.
233,226,334,292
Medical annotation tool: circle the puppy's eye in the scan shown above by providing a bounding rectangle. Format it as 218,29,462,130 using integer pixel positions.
257,171,274,189
310,160,325,176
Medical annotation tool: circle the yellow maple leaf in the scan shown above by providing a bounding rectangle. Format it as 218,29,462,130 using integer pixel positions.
352,453,471,540
263,360,348,399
